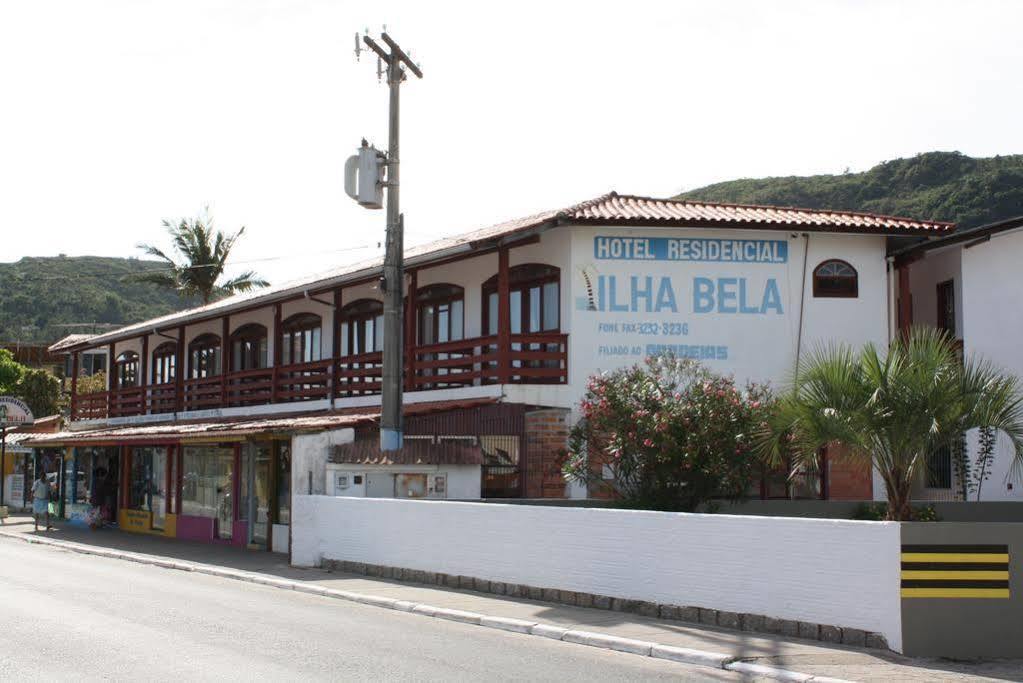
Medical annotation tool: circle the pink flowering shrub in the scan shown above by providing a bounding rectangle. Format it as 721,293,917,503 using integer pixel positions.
564,354,774,511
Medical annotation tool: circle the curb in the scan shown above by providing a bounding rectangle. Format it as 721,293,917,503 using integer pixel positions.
0,531,853,682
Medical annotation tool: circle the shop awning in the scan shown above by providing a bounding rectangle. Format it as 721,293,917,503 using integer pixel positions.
19,398,498,448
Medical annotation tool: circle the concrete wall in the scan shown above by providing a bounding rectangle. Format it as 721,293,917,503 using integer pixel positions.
292,496,903,650
291,428,355,497
567,227,889,392
908,246,962,334
900,522,1023,658
962,229,1023,501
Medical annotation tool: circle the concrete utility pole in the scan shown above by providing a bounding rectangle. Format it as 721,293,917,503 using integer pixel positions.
358,31,423,452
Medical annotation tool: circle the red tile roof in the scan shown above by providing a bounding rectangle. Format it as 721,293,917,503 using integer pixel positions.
560,193,954,234
59,192,953,350
330,440,484,466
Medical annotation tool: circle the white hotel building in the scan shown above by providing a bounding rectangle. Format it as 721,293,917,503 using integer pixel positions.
28,192,958,552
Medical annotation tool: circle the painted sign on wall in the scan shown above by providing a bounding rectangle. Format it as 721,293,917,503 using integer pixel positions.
573,230,802,387
0,397,34,428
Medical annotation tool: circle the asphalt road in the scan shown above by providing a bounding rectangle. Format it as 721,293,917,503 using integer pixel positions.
0,538,745,681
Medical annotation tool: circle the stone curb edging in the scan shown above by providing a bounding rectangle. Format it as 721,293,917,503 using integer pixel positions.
0,532,852,682
324,559,887,651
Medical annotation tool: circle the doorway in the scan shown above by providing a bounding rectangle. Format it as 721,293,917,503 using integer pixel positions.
244,443,272,548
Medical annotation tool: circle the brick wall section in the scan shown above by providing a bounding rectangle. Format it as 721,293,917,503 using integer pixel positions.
524,408,570,498
826,444,873,500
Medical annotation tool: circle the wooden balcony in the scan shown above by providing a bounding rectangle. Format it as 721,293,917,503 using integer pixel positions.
69,333,568,421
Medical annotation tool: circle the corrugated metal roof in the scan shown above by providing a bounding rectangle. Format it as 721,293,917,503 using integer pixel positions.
61,191,954,351
330,440,484,466
20,398,498,447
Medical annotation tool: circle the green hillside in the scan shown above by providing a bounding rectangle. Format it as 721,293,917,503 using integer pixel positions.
676,151,1023,230
0,256,198,344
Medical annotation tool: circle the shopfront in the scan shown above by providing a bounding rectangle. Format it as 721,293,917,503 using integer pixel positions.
239,440,291,551
63,446,120,525
119,445,175,536
20,419,306,554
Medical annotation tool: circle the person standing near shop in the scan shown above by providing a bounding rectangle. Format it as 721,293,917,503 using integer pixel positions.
32,471,51,532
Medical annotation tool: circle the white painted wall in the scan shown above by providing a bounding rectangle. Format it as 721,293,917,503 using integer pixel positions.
567,227,889,392
292,497,903,651
908,245,962,334
962,229,1023,500
292,428,355,497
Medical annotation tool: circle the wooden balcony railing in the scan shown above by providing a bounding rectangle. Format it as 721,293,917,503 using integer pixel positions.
69,333,569,420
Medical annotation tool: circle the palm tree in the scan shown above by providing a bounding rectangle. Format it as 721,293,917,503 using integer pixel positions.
129,211,269,305
757,327,1023,520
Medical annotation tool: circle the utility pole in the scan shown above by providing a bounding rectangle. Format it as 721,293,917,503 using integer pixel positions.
355,31,423,452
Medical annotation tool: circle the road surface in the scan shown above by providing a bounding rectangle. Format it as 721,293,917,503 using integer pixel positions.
0,538,744,681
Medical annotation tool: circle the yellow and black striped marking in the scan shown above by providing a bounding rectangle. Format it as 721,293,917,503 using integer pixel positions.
901,544,1010,598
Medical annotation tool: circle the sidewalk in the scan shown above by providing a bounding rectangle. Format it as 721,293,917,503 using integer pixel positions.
1,517,1019,682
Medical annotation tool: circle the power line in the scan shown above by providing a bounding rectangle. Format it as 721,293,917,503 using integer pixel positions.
3,243,378,281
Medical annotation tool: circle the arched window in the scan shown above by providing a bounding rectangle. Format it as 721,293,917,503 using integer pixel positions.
152,342,177,384
482,264,560,335
188,334,221,378
339,300,383,356
114,351,139,389
417,284,464,345
230,323,268,371
281,313,322,364
813,260,858,298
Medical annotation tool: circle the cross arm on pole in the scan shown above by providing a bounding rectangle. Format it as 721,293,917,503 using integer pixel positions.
381,32,423,78
362,35,391,64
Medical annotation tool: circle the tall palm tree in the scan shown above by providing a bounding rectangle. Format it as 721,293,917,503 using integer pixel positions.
757,327,1023,520
130,212,269,305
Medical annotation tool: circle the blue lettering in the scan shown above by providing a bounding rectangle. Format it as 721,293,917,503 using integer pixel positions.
693,277,714,313
655,277,677,313
631,275,652,312
717,278,738,313
739,279,760,314
609,276,629,312
762,278,783,314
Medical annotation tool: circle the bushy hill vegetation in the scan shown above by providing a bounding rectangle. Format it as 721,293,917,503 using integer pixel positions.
0,256,198,344
676,151,1023,230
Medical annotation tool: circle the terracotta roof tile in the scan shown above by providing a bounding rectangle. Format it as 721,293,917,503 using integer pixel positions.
65,191,953,349
330,439,483,466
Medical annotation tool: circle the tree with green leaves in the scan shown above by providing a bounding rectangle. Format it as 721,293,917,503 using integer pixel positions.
129,211,269,305
17,368,61,418
756,327,1023,520
0,348,25,394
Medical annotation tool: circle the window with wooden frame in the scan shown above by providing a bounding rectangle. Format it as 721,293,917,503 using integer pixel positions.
230,323,268,370
481,263,560,336
482,264,561,382
188,334,221,378
151,342,177,384
416,284,464,345
812,259,858,298
281,313,322,364
114,351,139,388
339,299,384,356
936,279,956,338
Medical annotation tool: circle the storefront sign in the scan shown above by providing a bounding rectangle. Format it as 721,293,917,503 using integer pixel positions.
594,236,788,263
0,397,34,428
10,473,24,507
572,228,823,388
122,509,152,532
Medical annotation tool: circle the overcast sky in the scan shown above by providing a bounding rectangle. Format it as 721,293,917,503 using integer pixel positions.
2,0,1021,283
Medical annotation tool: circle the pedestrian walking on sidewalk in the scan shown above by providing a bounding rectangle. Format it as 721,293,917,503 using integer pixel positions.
32,471,51,532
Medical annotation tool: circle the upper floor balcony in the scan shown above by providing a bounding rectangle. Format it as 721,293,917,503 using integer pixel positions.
68,262,569,422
